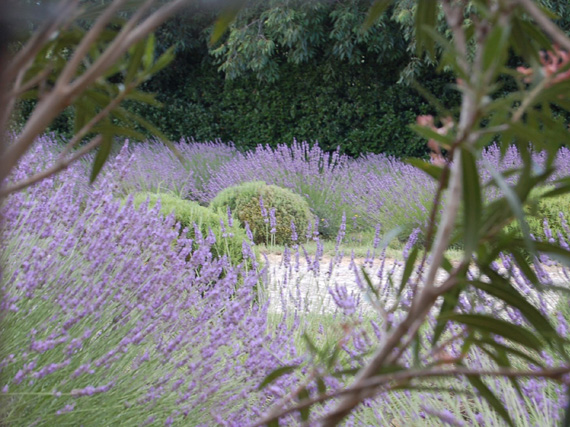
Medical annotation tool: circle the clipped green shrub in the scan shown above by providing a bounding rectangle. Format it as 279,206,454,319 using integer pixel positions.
131,192,252,267
210,182,314,246
504,186,570,240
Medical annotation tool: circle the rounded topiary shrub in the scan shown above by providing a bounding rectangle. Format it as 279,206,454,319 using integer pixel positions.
504,186,570,241
210,182,313,245
131,192,252,267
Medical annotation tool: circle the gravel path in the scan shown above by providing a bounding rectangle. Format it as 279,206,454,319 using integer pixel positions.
260,252,570,316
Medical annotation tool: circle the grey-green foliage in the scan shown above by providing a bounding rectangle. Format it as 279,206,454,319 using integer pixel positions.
210,181,314,245
210,0,409,82
131,192,252,267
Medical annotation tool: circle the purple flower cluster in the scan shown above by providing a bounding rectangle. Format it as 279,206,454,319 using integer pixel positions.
116,138,238,201
4,135,570,425
0,143,300,425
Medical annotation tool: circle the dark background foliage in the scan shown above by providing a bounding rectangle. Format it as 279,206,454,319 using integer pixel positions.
14,0,570,158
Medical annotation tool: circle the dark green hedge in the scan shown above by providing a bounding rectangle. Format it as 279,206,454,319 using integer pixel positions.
127,54,461,158
14,45,462,159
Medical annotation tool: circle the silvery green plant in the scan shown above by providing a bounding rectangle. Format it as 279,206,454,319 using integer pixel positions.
253,1,570,425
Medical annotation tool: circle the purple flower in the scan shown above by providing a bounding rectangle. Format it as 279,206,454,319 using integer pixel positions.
259,196,268,222
269,207,277,234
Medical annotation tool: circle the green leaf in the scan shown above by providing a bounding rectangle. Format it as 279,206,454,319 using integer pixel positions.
397,246,418,297
91,123,146,141
445,314,542,351
482,24,510,77
461,148,482,257
466,373,514,426
143,33,155,70
476,337,544,366
509,251,540,287
298,387,310,421
415,0,438,58
210,0,247,45
542,177,570,198
410,79,454,119
524,240,570,268
510,16,541,63
478,346,524,399
363,0,392,30
73,98,94,136
483,160,535,254
327,343,341,370
331,367,359,378
148,46,175,75
440,256,453,272
126,39,145,83
303,333,319,356
361,267,379,300
432,281,464,345
375,226,403,252
258,365,298,390
412,330,421,367
409,123,455,149
90,132,113,183
125,90,162,108
114,107,186,165
473,270,562,351
316,377,326,394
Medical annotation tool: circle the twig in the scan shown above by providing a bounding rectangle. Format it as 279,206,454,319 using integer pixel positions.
0,0,192,187
0,135,103,196
255,365,570,426
516,0,570,53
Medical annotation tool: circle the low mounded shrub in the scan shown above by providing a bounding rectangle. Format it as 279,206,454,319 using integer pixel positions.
131,192,253,267
504,187,570,241
209,181,314,245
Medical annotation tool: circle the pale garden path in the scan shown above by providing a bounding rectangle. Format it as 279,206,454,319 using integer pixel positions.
260,251,570,317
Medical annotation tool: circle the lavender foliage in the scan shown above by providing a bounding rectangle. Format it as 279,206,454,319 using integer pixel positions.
2,136,570,425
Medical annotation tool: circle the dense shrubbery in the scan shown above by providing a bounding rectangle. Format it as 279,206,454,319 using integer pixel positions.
204,141,350,238
115,140,570,246
209,181,313,245
0,145,290,425
131,192,252,268
3,137,570,425
129,59,458,158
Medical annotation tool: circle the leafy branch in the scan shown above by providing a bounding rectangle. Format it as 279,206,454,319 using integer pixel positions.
255,1,570,425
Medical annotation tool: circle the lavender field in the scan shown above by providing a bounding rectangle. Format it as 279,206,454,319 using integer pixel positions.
2,135,570,425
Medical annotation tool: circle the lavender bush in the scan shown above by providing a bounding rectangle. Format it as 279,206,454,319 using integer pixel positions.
0,146,300,425
116,139,238,202
343,152,438,237
107,137,570,247
3,138,570,425
204,140,353,237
